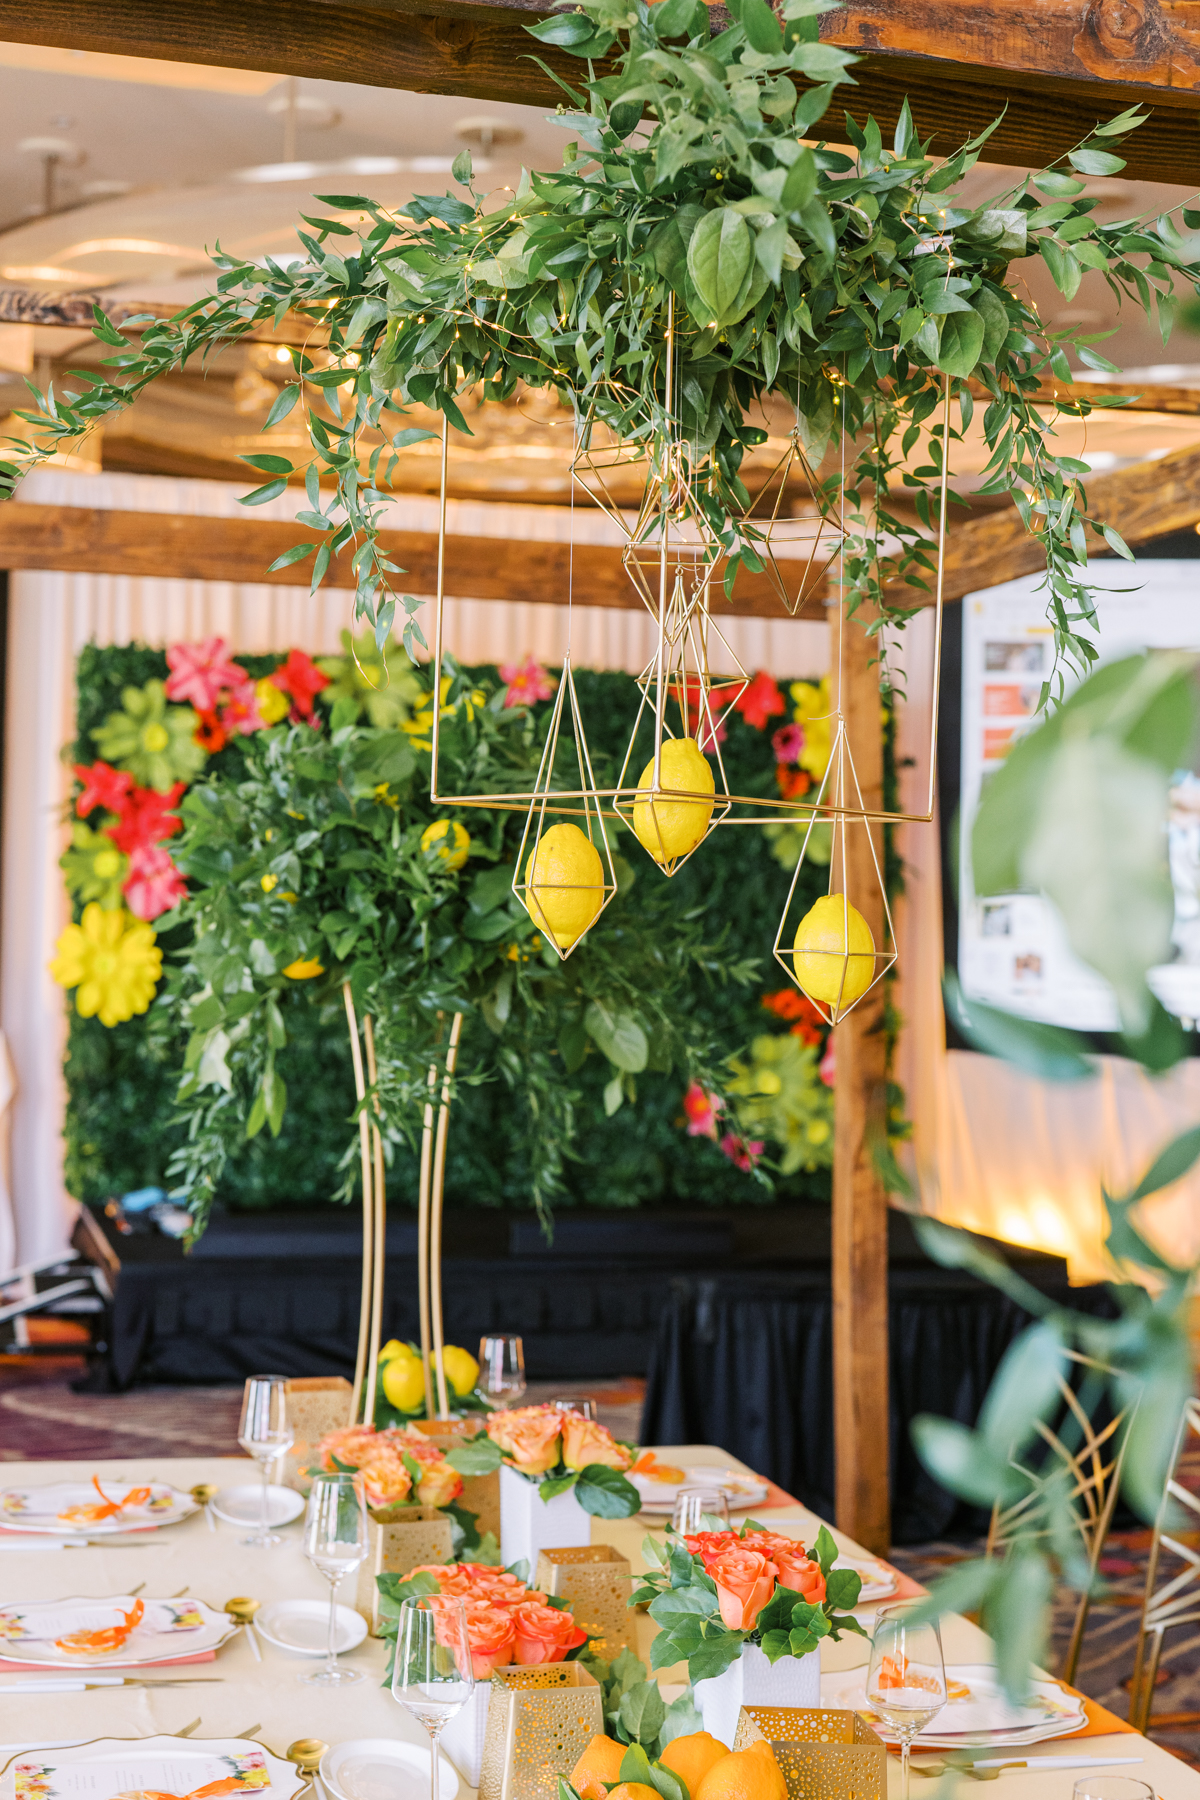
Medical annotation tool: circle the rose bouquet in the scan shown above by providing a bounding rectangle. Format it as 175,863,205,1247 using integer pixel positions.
633,1522,866,1682
314,1423,464,1512
445,1404,641,1519
377,1559,588,1678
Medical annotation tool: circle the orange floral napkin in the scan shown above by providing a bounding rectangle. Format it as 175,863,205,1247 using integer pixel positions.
1054,1681,1138,1738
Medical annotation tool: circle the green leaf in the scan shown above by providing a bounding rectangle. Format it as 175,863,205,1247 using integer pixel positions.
977,1320,1066,1457
540,1472,580,1501
267,542,316,572
264,385,299,426
617,1678,666,1747
911,1415,1017,1507
446,1437,503,1476
575,1464,642,1518
603,1073,624,1117
824,1567,862,1610
241,452,294,474
584,1002,648,1072
943,975,1094,1082
1068,147,1127,176
780,148,816,211
658,1687,704,1750
1039,238,1082,300
559,1016,589,1073
989,1549,1053,1703
811,1524,839,1577
754,218,788,286
740,0,784,53
526,11,600,44
452,148,473,185
687,209,753,322
238,478,288,506
1126,1121,1200,1204
936,305,985,376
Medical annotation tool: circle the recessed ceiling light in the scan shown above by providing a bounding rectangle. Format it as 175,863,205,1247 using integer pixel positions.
455,115,525,151
232,155,490,184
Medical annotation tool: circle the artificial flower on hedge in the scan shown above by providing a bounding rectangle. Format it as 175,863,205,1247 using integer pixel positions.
60,824,128,909
91,679,207,791
725,1033,833,1176
51,902,162,1027
318,628,425,729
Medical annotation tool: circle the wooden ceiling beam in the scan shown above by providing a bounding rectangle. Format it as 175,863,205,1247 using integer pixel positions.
3,0,1200,182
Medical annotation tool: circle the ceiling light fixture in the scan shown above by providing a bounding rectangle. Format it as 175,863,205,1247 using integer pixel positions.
233,154,491,184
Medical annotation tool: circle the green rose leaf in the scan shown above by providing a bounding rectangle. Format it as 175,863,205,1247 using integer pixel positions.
574,1463,642,1518
446,1437,503,1476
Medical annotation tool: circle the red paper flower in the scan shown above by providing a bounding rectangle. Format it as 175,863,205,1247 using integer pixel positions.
499,656,556,709
165,637,247,712
719,1132,764,1172
733,671,785,731
194,710,227,754
73,762,132,820
761,987,826,1046
220,678,266,736
107,783,185,854
682,1081,721,1140
270,648,330,720
123,845,187,921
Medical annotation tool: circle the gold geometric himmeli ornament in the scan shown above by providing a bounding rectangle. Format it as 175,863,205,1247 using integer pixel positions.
772,716,897,1024
735,424,848,618
1129,1394,1200,1733
612,598,746,875
511,654,618,960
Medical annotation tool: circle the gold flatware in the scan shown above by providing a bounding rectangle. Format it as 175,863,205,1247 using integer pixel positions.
191,1485,219,1533
176,1719,203,1739
287,1739,329,1800
224,1597,262,1663
235,1725,262,1742
170,1585,190,1598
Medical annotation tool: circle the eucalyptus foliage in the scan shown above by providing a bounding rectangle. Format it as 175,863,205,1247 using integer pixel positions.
7,0,1200,694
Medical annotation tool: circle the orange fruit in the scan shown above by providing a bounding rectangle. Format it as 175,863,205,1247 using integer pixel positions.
695,1741,787,1800
659,1732,731,1798
607,1788,662,1800
570,1735,627,1800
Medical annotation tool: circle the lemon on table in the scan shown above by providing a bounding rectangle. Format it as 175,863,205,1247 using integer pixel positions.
792,892,875,1007
379,1339,410,1363
381,1352,427,1413
632,737,715,864
421,818,470,870
439,1344,480,1397
524,822,605,950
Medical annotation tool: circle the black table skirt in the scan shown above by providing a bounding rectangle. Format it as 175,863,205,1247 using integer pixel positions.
639,1270,1113,1545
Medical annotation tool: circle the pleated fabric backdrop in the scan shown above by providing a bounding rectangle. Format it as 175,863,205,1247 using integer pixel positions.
0,466,829,1265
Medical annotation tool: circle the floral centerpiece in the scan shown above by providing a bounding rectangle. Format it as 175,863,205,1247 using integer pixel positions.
315,1422,476,1535
633,1523,865,1746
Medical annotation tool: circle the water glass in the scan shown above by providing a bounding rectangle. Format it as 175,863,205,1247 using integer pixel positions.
392,1596,474,1800
551,1395,598,1421
671,1487,731,1534
1072,1784,1153,1800
301,1472,369,1686
237,1374,294,1547
865,1606,947,1800
478,1335,526,1408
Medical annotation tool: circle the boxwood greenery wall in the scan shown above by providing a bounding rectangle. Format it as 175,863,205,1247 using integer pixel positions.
67,642,846,1214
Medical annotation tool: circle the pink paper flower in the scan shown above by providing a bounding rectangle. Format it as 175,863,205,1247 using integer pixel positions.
123,845,187,921
771,722,805,765
682,1081,721,1139
165,637,248,712
220,679,267,736
500,656,556,709
719,1132,764,1172
819,1040,836,1087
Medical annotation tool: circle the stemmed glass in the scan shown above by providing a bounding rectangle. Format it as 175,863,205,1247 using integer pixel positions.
392,1596,474,1800
478,1335,525,1408
237,1374,294,1547
551,1396,597,1421
301,1472,369,1686
671,1487,731,1535
865,1606,947,1800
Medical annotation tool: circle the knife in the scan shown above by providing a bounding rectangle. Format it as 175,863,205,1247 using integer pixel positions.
0,1677,224,1693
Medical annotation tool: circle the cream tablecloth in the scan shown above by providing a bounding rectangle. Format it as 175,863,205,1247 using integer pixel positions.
0,1450,1194,1799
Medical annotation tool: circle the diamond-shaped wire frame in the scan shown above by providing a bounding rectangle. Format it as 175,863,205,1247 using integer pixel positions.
735,426,847,617
511,657,617,962
772,719,897,1024
612,604,746,876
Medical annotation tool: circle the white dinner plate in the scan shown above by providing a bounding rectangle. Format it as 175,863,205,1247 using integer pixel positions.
835,1554,898,1604
0,1482,196,1536
0,1735,305,1800
0,1595,235,1668
321,1740,459,1800
210,1485,305,1528
821,1662,1086,1749
256,1600,367,1656
630,1466,770,1512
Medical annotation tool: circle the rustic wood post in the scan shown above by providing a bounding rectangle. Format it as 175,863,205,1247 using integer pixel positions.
832,606,891,1554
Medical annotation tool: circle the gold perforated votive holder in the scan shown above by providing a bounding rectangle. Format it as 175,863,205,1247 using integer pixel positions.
535,1545,634,1660
281,1376,353,1492
733,1706,886,1800
353,1504,455,1633
478,1663,602,1800
402,1419,501,1538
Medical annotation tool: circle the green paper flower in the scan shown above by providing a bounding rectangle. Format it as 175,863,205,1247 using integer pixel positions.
317,630,424,729
60,822,129,909
725,1034,833,1176
91,680,206,791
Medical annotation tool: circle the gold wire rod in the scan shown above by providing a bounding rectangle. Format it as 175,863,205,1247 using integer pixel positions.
416,1050,439,1421
343,980,374,1426
362,1014,386,1431
429,1011,463,1419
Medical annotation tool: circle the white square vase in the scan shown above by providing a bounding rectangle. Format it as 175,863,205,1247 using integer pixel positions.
694,1643,821,1749
499,1464,591,1571
442,1683,490,1788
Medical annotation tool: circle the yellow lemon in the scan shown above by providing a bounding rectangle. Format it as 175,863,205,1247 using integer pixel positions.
379,1339,412,1363
421,819,470,870
659,1732,731,1798
632,737,715,864
283,956,325,980
570,1736,627,1800
791,893,875,1007
524,822,604,950
440,1344,480,1397
381,1354,427,1413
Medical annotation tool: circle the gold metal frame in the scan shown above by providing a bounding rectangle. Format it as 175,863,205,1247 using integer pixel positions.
1130,1394,1200,1731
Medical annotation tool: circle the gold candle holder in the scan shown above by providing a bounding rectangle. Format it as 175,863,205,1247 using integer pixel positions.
535,1545,634,1660
281,1376,353,1492
353,1504,455,1633
407,1418,501,1539
733,1706,886,1800
478,1663,602,1800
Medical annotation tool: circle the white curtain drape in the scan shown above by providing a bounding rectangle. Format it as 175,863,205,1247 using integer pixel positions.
1,467,830,1264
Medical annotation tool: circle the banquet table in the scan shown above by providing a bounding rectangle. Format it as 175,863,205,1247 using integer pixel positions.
0,1447,1194,1800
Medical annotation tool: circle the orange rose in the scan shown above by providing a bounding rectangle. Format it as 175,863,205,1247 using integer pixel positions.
486,1405,563,1475
773,1545,826,1605
703,1546,778,1631
511,1599,588,1664
460,1601,516,1678
560,1415,632,1473
466,1570,531,1609
410,1563,473,1598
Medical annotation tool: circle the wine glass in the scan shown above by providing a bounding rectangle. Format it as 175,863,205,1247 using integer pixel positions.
1072,1785,1153,1800
478,1335,525,1408
671,1487,731,1535
237,1374,294,1547
301,1472,369,1686
551,1395,597,1421
865,1606,947,1800
392,1596,474,1800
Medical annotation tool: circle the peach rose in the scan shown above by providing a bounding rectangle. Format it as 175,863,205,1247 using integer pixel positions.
511,1599,588,1664
560,1415,632,1473
703,1545,779,1631
685,1530,738,1561
466,1571,532,1609
486,1405,563,1475
773,1545,826,1605
460,1601,516,1678
410,1563,473,1598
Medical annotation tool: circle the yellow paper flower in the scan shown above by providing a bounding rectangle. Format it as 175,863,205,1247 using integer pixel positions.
261,873,279,893
255,677,290,725
50,903,162,1027
420,819,470,870
402,678,487,752
791,677,833,783
283,957,324,979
